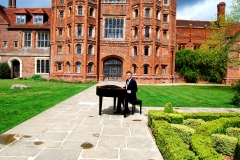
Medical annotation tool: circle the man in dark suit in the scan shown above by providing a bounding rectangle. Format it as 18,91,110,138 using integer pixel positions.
114,71,138,114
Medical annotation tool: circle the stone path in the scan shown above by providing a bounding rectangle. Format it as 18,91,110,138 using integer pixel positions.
0,81,240,160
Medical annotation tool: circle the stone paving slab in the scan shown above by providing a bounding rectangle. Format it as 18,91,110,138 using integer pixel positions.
2,81,240,160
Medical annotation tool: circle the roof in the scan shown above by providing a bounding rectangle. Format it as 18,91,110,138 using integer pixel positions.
0,5,10,24
3,8,51,29
177,20,212,27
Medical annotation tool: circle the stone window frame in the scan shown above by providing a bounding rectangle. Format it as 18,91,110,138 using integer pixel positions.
58,45,62,53
145,8,150,17
145,26,150,38
89,25,94,38
78,6,83,15
67,44,71,54
59,28,63,36
134,27,138,38
87,62,94,73
66,61,71,73
68,7,72,17
134,9,138,18
88,45,94,55
16,15,26,24
23,32,32,47
156,10,160,20
104,0,125,3
132,64,137,74
161,65,167,74
77,25,82,36
144,46,150,56
14,41,18,48
133,46,138,56
89,8,94,17
143,64,149,74
163,0,169,5
154,65,159,74
59,11,64,19
3,41,7,48
57,62,63,71
163,14,168,22
76,44,82,54
35,57,50,74
33,14,44,24
156,28,159,39
68,25,72,37
104,17,124,39
36,32,50,48
75,61,81,73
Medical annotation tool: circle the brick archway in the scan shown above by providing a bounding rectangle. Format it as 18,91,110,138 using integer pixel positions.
8,57,22,78
103,58,123,81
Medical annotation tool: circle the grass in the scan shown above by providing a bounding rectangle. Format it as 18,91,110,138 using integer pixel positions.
137,85,236,108
0,79,95,134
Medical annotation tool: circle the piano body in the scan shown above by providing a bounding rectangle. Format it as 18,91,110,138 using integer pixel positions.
96,85,127,117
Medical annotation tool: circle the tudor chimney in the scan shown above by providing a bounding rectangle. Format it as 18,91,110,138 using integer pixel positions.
8,0,16,8
217,2,226,21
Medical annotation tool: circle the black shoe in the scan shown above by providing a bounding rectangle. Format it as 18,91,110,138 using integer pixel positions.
125,110,130,114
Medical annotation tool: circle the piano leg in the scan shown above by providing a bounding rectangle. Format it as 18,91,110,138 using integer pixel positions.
124,97,127,118
99,96,102,115
113,97,116,109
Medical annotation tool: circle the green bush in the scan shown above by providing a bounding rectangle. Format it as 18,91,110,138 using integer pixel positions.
152,120,197,160
31,74,46,81
164,102,174,113
171,124,195,144
191,134,224,160
237,136,240,159
231,80,240,107
211,134,238,157
226,127,240,138
183,119,206,130
0,62,11,79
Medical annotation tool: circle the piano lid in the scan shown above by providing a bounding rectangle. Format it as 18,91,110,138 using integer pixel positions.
100,85,121,89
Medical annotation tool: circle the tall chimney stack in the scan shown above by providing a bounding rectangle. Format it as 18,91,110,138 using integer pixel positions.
217,2,226,21
8,0,16,8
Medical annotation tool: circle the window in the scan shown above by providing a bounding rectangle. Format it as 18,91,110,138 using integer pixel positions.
134,9,138,18
67,44,70,54
60,11,64,18
37,32,50,47
154,65,159,74
76,61,81,73
89,26,93,37
163,15,168,22
14,41,18,48
3,41,7,48
156,10,160,19
77,44,81,54
59,29,63,36
194,45,200,50
145,27,150,38
144,46,149,56
145,8,150,17
68,26,71,37
36,58,49,73
34,15,43,24
143,64,148,74
16,15,26,24
67,62,70,73
104,18,124,38
58,46,62,53
90,8,94,17
132,64,137,74
88,45,93,55
78,6,83,15
24,32,31,47
60,0,64,2
133,46,137,56
88,63,93,73
162,66,166,74
69,7,72,17
134,27,138,38
178,44,185,50
57,63,62,71
163,31,167,38
164,0,168,5
77,25,82,36
156,47,159,56
156,28,159,39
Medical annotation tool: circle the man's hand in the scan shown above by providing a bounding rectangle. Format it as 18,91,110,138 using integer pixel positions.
127,90,131,94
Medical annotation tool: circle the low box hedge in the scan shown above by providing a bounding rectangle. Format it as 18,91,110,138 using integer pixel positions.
183,119,206,130
151,119,197,160
211,134,238,157
226,127,240,138
171,124,195,144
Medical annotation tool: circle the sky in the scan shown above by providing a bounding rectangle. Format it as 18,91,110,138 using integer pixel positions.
0,0,234,20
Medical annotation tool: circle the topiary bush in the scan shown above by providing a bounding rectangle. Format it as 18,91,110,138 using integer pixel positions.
30,74,46,81
0,62,11,79
164,102,174,113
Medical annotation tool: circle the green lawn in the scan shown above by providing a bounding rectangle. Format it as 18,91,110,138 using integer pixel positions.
0,79,94,134
137,85,236,108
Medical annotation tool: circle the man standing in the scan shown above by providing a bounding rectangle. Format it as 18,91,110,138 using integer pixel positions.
114,71,138,114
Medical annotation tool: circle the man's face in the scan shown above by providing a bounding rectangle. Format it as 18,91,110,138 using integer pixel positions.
126,73,132,80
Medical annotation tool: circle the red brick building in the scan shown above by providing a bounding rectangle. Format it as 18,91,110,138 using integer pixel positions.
0,0,239,84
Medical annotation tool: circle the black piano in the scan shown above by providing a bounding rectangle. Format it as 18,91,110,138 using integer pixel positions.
96,85,128,117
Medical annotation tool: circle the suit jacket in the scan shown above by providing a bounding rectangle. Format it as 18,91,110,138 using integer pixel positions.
124,78,138,102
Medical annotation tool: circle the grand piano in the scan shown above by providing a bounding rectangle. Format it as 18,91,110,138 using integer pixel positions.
96,85,128,117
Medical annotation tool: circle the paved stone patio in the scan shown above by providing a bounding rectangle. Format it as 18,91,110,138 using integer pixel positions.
1,81,240,160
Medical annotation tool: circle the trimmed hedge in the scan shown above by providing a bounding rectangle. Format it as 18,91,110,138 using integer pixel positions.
171,124,195,144
226,127,240,138
183,119,206,130
151,120,197,160
211,134,238,157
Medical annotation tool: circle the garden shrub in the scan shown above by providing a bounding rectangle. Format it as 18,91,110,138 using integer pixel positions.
183,119,205,130
0,62,11,79
211,134,238,157
191,134,224,160
164,102,174,113
171,124,195,144
231,79,240,107
237,136,240,160
31,74,46,81
152,120,197,160
226,127,240,138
